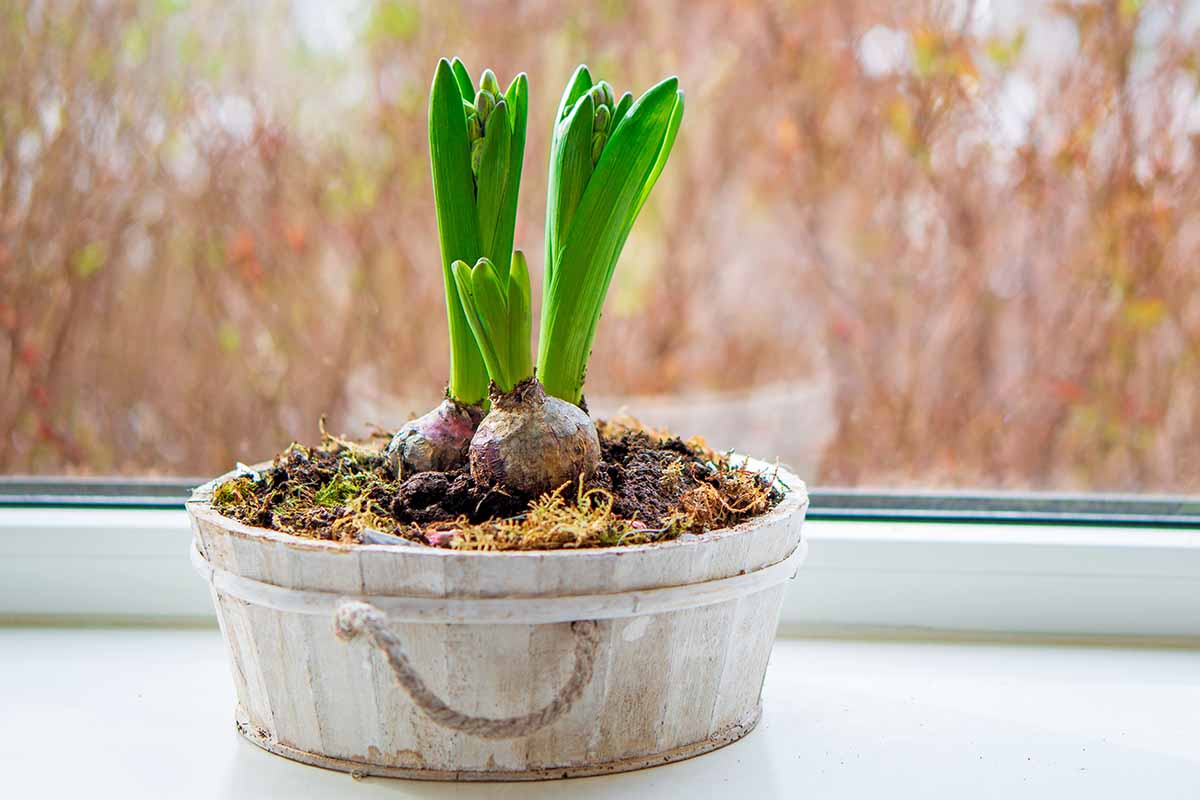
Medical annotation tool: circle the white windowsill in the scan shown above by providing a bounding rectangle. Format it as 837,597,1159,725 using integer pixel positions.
2,507,1199,639
3,626,1198,798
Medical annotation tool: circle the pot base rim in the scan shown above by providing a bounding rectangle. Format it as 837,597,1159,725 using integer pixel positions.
233,704,762,782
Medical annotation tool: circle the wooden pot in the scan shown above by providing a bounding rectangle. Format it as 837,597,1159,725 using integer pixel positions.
187,461,808,781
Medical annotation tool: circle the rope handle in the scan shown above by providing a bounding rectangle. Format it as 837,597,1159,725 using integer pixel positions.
335,601,601,740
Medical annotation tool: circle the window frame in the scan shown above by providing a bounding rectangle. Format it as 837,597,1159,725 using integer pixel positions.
3,477,1197,526
2,477,1198,638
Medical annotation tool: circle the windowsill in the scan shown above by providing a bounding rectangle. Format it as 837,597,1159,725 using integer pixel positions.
5,625,1198,797
3,507,1200,639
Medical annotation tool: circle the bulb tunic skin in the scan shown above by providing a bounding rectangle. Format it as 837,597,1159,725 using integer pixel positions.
470,379,601,498
386,398,484,476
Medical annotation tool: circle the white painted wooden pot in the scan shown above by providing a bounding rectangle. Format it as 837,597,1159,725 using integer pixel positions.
187,460,808,781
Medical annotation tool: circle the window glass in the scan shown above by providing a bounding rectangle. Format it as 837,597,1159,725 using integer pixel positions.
3,1,1196,492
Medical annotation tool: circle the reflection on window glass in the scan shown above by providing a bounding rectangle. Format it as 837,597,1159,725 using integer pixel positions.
2,1,1196,492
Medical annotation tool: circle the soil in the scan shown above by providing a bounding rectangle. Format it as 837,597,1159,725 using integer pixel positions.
211,416,783,551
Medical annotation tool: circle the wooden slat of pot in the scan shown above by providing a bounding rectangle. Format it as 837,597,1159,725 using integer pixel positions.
357,552,452,769
300,609,387,764
206,524,283,742
656,600,741,751
242,599,321,755
523,618,611,768
653,530,745,751
191,512,257,726
445,622,538,770
587,539,683,761
709,583,788,731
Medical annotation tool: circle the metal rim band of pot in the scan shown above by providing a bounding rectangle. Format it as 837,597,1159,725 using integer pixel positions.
189,538,808,625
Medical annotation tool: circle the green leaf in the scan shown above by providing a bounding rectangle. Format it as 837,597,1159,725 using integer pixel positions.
430,58,487,404
553,64,594,125
468,259,511,382
450,57,475,101
507,251,533,385
538,77,684,404
548,94,595,274
476,99,513,281
453,254,536,393
608,91,633,136
630,90,683,223
453,258,512,391
544,65,595,294
473,75,528,290
501,72,529,271
452,260,501,389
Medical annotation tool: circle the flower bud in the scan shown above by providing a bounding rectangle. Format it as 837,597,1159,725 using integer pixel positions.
474,90,494,124
471,138,485,176
591,131,606,165
467,113,483,142
597,81,615,109
593,104,610,133
479,69,501,97
589,85,607,110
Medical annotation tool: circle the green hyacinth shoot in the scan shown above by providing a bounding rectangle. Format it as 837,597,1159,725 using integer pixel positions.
429,58,528,405
537,66,684,406
451,251,533,395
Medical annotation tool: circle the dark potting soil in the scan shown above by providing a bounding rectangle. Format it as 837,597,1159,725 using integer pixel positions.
211,417,783,550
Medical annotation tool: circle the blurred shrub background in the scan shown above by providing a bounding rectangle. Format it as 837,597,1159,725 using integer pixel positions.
2,0,1198,491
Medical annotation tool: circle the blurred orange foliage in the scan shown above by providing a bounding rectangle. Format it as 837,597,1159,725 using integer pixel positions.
1,0,1197,491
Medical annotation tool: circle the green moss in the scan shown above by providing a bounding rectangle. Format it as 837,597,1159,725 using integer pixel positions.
212,476,254,508
314,475,365,507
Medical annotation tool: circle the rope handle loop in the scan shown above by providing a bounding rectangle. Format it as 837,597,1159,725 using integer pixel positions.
335,601,600,740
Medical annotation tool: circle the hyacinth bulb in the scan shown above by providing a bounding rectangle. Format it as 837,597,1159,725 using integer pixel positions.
385,398,485,476
468,379,601,499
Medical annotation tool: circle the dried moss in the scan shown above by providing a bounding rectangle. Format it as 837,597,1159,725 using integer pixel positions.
448,480,638,551
671,463,778,531
210,416,782,550
660,458,685,493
